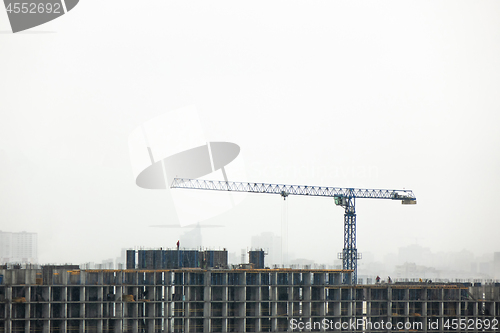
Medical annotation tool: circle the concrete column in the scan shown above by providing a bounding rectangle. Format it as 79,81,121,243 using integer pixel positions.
222,272,228,333
422,297,428,333
43,286,51,329
149,285,157,333
165,284,172,332
114,317,122,333
320,284,326,317
80,292,85,333
25,286,31,317
345,272,353,285
405,288,410,317
347,288,353,317
387,286,392,325
303,273,311,317
4,286,11,333
287,277,293,331
62,270,69,286
98,311,104,332
366,292,371,318
62,303,68,332
147,316,155,333
184,283,191,332
204,271,211,333
131,314,138,332
256,276,262,333
240,272,246,332
271,272,278,331
237,316,245,332
27,269,37,284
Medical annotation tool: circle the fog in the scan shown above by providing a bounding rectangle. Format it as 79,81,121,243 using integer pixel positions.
1,1,499,276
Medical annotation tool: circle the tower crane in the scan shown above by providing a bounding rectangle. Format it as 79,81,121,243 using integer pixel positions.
171,178,416,284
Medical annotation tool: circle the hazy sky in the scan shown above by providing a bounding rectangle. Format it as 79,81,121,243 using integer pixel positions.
1,1,499,265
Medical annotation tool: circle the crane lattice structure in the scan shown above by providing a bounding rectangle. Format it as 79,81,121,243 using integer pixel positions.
171,178,416,284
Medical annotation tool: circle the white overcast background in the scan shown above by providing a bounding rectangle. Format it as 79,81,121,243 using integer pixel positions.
0,1,499,265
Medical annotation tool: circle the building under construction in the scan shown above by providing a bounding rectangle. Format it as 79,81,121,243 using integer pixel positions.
1,250,499,332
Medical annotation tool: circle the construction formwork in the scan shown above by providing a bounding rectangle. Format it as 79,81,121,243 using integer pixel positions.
1,268,499,332
248,250,266,269
127,249,229,270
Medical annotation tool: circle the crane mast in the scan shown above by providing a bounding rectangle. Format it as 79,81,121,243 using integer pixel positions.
171,178,416,284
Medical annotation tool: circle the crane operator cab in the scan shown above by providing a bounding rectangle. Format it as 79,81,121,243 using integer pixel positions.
334,196,348,207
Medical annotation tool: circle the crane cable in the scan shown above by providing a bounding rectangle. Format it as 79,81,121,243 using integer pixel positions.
281,197,288,267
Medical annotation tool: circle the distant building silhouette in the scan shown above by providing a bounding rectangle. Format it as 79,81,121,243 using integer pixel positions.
0,231,38,264
251,232,281,266
179,225,202,249
494,252,500,279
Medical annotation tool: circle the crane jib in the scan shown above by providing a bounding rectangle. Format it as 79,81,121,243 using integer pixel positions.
171,178,416,202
